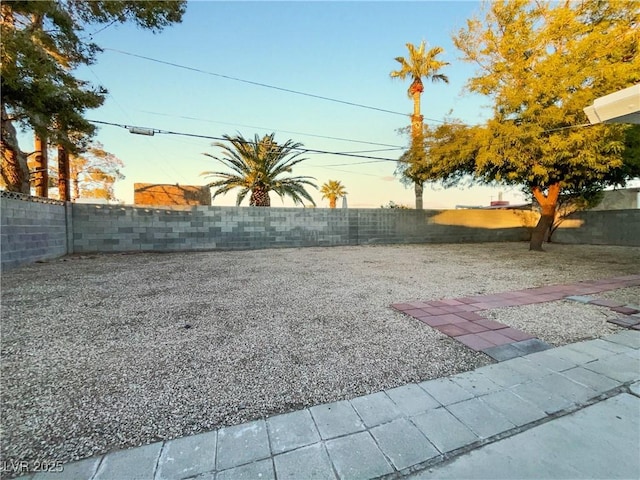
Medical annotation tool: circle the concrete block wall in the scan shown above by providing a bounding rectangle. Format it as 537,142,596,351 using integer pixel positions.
1,194,68,270
3,195,636,271
70,204,533,253
553,209,640,246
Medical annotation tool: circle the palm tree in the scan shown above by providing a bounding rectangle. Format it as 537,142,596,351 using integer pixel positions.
390,41,449,209
202,133,317,207
320,179,347,208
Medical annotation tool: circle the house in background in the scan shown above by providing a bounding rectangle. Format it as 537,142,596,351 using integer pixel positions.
134,183,211,206
591,187,640,211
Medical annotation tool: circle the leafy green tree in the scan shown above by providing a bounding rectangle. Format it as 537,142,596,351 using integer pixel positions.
202,133,318,207
1,0,185,194
390,41,449,209
422,0,639,251
320,180,347,208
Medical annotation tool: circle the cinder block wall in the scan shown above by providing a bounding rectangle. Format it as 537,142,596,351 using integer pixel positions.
553,209,640,246
1,194,68,270
4,195,637,271
70,204,533,253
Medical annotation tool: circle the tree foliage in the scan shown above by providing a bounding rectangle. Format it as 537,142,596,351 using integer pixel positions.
1,0,185,192
202,133,318,207
320,179,347,208
26,141,124,200
419,0,640,250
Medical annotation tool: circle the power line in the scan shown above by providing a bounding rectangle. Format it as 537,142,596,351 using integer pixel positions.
104,48,409,118
139,109,405,148
88,119,403,163
85,66,190,183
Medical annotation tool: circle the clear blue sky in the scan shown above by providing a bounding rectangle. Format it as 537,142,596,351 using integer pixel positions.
70,0,528,208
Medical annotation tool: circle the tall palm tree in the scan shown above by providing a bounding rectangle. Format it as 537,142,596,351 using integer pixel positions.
202,133,317,207
320,179,347,208
391,41,449,209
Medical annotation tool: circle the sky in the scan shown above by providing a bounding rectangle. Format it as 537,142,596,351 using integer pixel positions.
60,0,530,208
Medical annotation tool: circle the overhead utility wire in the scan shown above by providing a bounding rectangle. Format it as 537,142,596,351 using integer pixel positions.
88,119,402,163
105,48,409,118
139,110,405,148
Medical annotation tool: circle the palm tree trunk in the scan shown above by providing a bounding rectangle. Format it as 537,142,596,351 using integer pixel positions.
34,134,48,197
411,91,424,210
329,196,337,208
57,144,70,201
250,186,270,206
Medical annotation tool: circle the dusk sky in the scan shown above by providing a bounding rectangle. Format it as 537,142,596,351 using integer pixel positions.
62,1,532,208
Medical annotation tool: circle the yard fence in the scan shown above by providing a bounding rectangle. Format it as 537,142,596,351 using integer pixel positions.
2,191,638,270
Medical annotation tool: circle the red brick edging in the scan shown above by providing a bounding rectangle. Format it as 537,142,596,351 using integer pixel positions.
392,274,640,359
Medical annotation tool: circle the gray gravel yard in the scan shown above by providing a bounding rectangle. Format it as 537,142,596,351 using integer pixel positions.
1,242,639,471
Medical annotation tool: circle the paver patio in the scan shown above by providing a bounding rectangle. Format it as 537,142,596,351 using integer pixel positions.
392,274,640,361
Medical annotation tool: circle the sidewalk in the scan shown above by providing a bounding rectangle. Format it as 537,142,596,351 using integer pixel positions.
19,330,639,480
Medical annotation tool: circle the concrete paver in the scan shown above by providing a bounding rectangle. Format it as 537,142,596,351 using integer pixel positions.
509,338,553,355
450,370,502,397
410,407,479,453
156,431,217,480
524,350,576,372
216,459,275,480
479,390,547,427
510,380,573,415
584,353,640,383
349,391,402,428
535,373,598,406
474,363,529,388
215,420,270,471
603,330,640,348
445,397,516,439
542,344,594,366
309,400,365,440
560,366,621,394
325,432,394,479
266,409,320,454
369,418,440,470
273,443,336,480
500,356,552,380
93,442,162,480
589,338,633,354
418,378,474,406
32,458,100,480
410,394,640,479
385,383,440,416
566,341,619,361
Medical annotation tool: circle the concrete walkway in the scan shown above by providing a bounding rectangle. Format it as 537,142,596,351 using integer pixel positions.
409,392,640,479
20,330,639,480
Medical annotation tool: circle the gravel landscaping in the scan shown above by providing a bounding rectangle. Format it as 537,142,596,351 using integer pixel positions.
1,242,639,472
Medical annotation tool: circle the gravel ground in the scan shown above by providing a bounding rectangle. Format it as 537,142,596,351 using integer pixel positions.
488,286,639,346
1,242,639,472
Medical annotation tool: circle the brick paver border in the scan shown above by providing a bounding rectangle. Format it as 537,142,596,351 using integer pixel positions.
392,274,640,361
